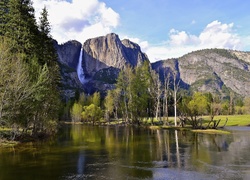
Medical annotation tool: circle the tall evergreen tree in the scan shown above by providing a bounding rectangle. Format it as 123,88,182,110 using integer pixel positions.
0,1,61,136
37,5,60,94
4,0,39,55
0,0,8,36
116,66,134,123
38,6,57,66
35,6,61,132
130,61,151,124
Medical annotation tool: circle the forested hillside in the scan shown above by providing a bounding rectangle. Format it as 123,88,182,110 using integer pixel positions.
0,0,60,138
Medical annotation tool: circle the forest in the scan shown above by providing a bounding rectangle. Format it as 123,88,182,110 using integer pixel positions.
0,0,60,139
1,1,250,142
70,61,250,129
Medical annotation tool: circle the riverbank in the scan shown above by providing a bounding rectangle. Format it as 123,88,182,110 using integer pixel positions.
147,125,231,134
0,127,54,147
145,114,250,134
205,115,250,126
1,114,250,146
151,114,250,127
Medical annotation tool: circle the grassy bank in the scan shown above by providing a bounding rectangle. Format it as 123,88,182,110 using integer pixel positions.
0,127,18,147
146,115,250,127
147,115,250,134
0,127,53,147
202,115,250,126
191,129,231,134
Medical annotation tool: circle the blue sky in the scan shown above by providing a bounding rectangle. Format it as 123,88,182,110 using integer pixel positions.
33,0,250,62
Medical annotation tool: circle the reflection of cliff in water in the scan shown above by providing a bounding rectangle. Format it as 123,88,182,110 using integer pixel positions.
2,125,249,180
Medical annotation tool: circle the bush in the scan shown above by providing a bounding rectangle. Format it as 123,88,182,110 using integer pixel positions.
70,103,83,122
81,104,103,124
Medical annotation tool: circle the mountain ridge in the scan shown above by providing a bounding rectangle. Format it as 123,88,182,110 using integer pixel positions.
55,33,250,98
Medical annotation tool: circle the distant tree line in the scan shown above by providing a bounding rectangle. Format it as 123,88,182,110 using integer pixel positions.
69,61,250,129
0,0,60,139
70,61,177,126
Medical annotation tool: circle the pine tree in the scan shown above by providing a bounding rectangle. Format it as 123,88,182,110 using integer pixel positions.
0,1,61,136
38,6,57,66
36,6,61,129
116,66,133,123
38,5,61,96
5,0,39,55
130,61,152,124
0,0,8,36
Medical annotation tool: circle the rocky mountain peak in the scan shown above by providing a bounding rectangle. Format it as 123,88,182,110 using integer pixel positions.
55,33,250,98
121,39,139,49
153,49,250,97
82,33,148,76
55,40,82,69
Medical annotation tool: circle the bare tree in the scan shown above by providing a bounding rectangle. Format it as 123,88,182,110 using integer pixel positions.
163,72,170,126
153,71,162,123
173,72,180,127
148,69,162,124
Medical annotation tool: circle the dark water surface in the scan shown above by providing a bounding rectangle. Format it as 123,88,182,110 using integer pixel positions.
1,125,250,180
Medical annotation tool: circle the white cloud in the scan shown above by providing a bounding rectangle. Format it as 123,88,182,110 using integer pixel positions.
169,29,200,46
242,36,250,49
199,20,241,49
31,2,243,63
143,20,243,62
145,44,198,62
33,0,120,44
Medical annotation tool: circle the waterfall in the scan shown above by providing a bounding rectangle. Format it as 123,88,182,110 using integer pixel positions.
77,48,85,84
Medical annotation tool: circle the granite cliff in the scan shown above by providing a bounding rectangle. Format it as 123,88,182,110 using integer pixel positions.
55,33,148,97
152,49,250,98
55,40,82,98
82,33,148,77
55,33,250,98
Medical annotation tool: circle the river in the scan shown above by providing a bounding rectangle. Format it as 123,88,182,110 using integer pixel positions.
0,125,250,180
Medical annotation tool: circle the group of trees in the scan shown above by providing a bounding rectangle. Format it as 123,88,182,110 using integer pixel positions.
104,61,170,126
69,60,250,129
70,61,175,126
71,92,103,125
178,92,250,128
0,0,60,138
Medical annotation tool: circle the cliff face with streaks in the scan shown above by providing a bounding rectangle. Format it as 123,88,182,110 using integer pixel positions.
152,49,250,97
82,33,148,77
55,33,149,96
55,33,250,98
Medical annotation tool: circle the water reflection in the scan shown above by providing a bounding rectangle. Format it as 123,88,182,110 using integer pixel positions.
0,125,250,179
77,150,85,175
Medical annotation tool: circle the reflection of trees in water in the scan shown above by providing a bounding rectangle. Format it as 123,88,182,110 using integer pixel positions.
150,128,250,172
153,129,185,168
184,130,250,175
70,125,250,178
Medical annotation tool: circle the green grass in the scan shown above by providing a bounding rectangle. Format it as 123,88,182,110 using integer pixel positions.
202,115,250,126
146,115,250,134
146,115,250,127
191,129,231,134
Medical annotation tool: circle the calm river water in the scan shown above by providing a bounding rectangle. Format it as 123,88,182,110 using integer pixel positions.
0,125,250,180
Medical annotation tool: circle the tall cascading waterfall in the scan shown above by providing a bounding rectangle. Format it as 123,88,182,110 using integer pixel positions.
77,48,85,84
